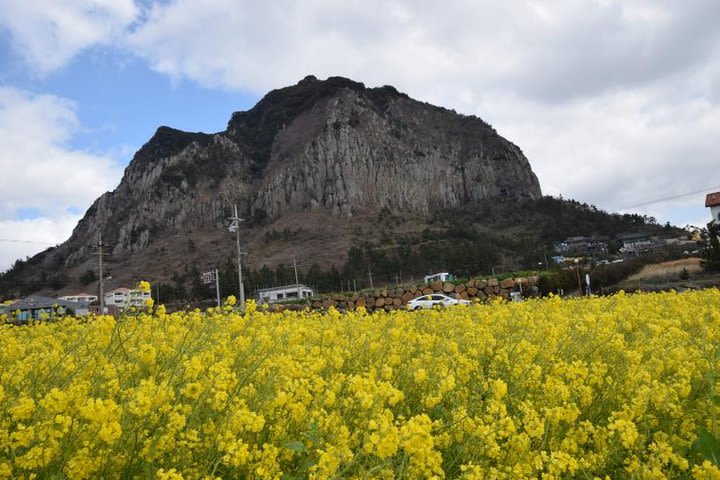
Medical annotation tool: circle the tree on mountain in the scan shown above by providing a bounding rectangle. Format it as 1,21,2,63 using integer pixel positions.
701,222,720,272
79,269,97,285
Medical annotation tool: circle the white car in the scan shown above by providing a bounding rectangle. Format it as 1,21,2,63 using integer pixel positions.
407,293,470,310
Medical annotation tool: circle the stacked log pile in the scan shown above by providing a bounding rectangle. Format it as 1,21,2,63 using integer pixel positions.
288,276,539,312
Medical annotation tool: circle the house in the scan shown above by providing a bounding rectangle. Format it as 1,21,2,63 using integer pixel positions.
59,292,98,304
554,236,608,255
257,284,314,304
104,288,151,308
5,296,90,323
424,272,455,284
618,233,657,254
706,192,720,225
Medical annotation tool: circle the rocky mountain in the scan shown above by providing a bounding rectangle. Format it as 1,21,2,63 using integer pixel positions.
3,75,543,295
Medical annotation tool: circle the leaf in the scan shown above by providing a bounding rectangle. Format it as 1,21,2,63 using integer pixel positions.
303,422,320,445
712,395,720,406
285,440,308,453
300,457,318,471
693,428,720,466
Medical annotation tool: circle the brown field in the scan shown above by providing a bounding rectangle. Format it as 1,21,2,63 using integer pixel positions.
626,257,702,281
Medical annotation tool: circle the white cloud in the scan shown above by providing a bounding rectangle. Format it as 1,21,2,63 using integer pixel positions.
0,88,124,269
0,0,139,74
0,215,81,272
124,1,720,97
472,85,720,220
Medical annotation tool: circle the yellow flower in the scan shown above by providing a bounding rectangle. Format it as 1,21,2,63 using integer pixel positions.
9,396,35,421
0,289,717,478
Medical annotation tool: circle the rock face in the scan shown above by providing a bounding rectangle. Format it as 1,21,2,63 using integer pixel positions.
43,75,542,271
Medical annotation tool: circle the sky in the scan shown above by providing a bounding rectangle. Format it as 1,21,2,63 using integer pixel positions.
1,0,719,271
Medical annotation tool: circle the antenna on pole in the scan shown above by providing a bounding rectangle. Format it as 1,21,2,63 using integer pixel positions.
89,233,110,314
227,205,246,311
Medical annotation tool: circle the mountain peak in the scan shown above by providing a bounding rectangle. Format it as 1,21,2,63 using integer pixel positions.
2,76,543,295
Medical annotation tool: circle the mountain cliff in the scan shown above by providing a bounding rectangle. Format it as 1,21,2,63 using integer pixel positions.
3,75,543,295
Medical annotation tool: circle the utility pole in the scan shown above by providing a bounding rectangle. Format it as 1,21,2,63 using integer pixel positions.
574,258,583,297
215,268,221,307
90,233,109,314
228,205,246,310
368,266,374,290
292,258,301,298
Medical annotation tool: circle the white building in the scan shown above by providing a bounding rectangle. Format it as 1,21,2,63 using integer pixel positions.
424,272,455,284
104,288,152,308
59,292,98,304
706,192,720,225
257,284,314,304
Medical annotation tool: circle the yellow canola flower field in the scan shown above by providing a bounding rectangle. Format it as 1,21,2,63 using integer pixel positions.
1,290,720,479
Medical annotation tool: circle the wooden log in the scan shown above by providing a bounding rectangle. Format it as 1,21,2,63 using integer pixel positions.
442,282,455,293
455,284,466,294
467,286,478,296
431,281,443,292
500,278,515,289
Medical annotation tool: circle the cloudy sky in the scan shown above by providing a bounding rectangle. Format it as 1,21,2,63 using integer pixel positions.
1,0,719,270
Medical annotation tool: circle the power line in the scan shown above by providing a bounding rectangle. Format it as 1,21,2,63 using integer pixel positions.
0,238,58,245
619,185,720,211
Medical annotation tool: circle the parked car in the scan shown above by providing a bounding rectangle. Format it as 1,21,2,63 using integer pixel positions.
407,294,470,310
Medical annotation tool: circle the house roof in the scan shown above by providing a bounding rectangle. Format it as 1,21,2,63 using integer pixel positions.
617,233,653,241
257,284,313,294
106,288,131,294
706,192,720,208
7,296,89,311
